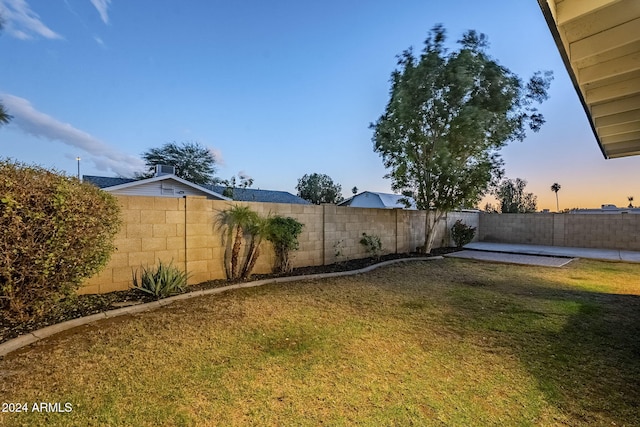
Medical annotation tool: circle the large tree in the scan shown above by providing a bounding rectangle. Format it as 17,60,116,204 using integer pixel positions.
296,173,344,205
138,141,218,185
371,25,552,252
495,178,537,213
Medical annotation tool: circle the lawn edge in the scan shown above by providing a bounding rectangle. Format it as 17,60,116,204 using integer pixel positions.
0,256,440,358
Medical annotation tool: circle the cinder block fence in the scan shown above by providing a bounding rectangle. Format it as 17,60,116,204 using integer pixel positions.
81,196,640,295
478,213,640,250
81,195,478,294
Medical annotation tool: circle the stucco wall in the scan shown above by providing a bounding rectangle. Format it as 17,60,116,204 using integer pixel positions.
81,195,480,294
478,213,640,250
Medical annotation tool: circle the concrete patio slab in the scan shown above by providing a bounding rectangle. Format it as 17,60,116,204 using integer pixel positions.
445,250,574,267
464,242,640,263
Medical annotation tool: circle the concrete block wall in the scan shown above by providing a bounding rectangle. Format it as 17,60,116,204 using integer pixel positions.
82,197,640,295
405,211,480,251
478,213,640,250
82,196,186,294
479,214,554,245
323,205,401,264
81,195,472,294
562,214,640,250
439,212,481,247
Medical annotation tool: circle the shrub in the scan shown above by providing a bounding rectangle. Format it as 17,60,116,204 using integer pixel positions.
265,216,304,273
451,219,476,247
133,260,189,299
0,159,121,321
360,233,382,259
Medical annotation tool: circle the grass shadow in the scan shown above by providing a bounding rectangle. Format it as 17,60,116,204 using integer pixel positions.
443,262,640,425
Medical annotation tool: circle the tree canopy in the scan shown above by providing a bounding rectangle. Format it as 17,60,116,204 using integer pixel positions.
296,173,344,205
495,177,537,213
137,141,218,185
371,24,552,252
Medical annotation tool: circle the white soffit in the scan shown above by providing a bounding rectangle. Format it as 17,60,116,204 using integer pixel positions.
538,0,640,158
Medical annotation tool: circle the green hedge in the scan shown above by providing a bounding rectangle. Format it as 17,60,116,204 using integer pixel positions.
0,159,121,321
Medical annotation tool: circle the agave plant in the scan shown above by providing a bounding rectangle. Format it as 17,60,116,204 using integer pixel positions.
132,260,189,299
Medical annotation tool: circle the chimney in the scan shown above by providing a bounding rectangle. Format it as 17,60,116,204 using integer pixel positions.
155,165,176,177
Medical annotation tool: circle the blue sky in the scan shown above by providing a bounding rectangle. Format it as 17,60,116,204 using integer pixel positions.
1,0,638,210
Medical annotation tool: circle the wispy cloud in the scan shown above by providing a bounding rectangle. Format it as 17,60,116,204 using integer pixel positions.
0,0,63,39
208,146,225,166
94,35,105,47
89,0,111,24
1,94,144,177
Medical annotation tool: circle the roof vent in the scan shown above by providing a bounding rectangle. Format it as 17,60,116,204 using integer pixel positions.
155,165,176,177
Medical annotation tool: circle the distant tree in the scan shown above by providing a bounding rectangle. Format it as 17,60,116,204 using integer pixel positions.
551,183,561,212
352,186,358,195
483,202,498,213
495,178,537,213
371,25,552,252
296,173,344,205
628,196,634,208
137,141,218,185
0,18,12,127
221,173,254,199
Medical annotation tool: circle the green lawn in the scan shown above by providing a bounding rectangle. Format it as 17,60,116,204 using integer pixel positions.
1,258,639,426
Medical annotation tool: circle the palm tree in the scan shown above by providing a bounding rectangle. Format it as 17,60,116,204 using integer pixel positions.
551,183,561,212
240,214,270,279
628,196,634,209
0,103,11,126
215,205,259,280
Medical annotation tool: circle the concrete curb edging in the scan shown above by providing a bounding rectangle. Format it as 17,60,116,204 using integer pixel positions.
0,256,440,358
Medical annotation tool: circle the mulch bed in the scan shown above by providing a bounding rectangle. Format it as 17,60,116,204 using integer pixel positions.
0,248,457,344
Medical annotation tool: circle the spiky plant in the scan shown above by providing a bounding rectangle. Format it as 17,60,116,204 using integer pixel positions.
132,260,189,299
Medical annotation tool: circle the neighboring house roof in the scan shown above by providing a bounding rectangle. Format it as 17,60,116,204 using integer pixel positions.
205,185,310,205
83,174,230,200
537,0,640,159
83,175,308,204
338,191,417,209
83,176,138,188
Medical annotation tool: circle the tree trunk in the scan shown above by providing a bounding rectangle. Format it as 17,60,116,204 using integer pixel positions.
240,236,256,279
245,245,261,278
423,210,444,254
230,226,243,279
241,236,263,279
223,228,233,279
